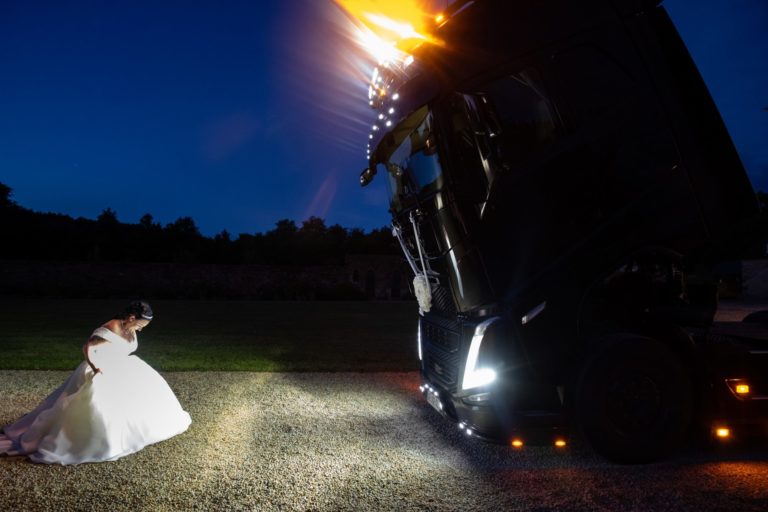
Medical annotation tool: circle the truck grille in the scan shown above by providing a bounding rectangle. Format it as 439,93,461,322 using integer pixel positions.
429,282,457,316
422,316,462,392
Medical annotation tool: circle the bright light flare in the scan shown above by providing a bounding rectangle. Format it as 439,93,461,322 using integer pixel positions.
512,439,524,448
334,0,443,65
367,13,426,41
554,439,567,448
356,26,404,65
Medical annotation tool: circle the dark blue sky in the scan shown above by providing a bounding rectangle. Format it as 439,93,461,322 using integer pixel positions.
1,0,766,236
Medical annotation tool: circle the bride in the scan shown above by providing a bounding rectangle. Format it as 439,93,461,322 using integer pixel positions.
0,301,191,464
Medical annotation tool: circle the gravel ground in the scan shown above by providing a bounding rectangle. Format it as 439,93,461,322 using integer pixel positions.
1,371,768,511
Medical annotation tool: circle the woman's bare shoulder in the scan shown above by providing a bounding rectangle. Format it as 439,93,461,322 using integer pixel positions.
87,320,119,344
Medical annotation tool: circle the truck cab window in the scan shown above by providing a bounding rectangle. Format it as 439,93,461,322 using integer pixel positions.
378,106,444,214
443,69,561,215
452,70,560,178
446,94,491,203
482,71,559,164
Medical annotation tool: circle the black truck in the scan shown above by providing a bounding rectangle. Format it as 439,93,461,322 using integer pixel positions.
358,0,768,462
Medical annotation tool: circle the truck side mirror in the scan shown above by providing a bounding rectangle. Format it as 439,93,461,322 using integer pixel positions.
360,167,376,187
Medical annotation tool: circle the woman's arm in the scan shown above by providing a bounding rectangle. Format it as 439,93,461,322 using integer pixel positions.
84,336,109,374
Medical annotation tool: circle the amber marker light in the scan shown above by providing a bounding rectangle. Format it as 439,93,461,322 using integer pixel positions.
554,439,567,448
435,13,445,23
736,384,750,395
715,427,731,439
511,439,524,448
726,379,752,398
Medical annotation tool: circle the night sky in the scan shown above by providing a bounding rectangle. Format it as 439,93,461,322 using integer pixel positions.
1,0,766,236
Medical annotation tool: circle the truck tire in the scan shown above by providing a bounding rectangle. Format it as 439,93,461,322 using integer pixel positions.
574,335,693,463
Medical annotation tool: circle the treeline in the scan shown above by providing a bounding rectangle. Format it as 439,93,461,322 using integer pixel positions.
0,182,399,264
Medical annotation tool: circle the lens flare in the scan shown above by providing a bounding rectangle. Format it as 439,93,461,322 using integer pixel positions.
333,0,444,64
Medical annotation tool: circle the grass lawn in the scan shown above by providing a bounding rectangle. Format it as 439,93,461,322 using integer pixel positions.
0,298,418,371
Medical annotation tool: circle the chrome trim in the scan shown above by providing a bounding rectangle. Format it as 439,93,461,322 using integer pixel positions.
392,224,420,275
522,301,547,325
409,211,430,275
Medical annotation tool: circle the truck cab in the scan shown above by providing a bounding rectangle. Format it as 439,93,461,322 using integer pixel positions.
361,0,767,462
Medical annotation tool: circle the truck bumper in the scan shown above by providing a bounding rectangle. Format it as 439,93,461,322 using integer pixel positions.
419,379,566,445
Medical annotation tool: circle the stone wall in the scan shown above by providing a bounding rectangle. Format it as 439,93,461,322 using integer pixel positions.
344,254,411,299
0,256,413,300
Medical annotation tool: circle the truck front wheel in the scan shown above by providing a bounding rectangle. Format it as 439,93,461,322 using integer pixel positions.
574,335,693,463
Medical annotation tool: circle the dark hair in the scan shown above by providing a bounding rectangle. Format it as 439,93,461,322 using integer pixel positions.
114,300,153,321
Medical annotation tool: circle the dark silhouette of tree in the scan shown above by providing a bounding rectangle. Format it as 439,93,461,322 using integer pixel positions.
139,213,160,230
165,216,200,237
0,182,15,208
298,216,335,264
97,208,119,225
300,216,326,233
0,180,403,265
272,219,297,236
163,217,204,262
93,208,122,260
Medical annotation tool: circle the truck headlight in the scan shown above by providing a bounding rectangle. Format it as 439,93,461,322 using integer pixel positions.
462,316,501,390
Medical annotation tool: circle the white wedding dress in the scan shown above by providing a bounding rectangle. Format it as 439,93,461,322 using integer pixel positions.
0,327,191,465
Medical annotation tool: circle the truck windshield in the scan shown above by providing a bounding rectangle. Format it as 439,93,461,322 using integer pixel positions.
376,106,444,214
